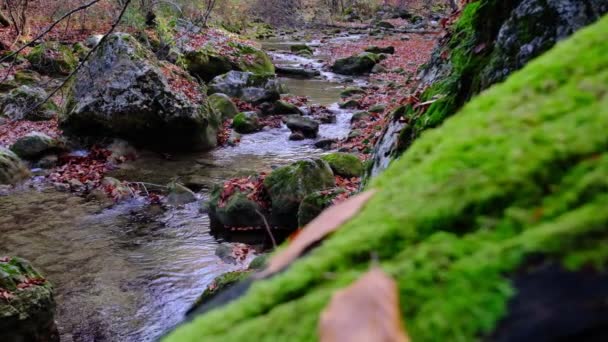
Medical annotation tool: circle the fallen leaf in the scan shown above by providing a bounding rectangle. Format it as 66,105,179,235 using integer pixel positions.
319,268,409,342
257,190,376,278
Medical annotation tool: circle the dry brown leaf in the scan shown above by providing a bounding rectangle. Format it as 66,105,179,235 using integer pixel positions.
257,190,376,278
319,268,409,342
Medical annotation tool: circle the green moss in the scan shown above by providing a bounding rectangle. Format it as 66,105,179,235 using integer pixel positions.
190,271,252,309
209,93,239,120
232,112,260,134
164,15,608,342
321,153,364,178
298,188,346,227
26,42,77,76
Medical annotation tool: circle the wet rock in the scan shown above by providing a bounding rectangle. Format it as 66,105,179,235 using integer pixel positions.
275,66,320,78
289,132,306,141
351,111,371,125
298,188,346,227
208,185,267,229
166,182,197,205
62,33,220,151
339,98,360,109
179,42,274,82
285,116,319,138
0,148,30,185
209,93,239,120
339,87,365,98
371,64,387,74
26,42,77,76
209,71,282,104
290,44,314,56
316,112,337,124
272,100,303,115
314,138,338,150
248,254,268,270
264,158,335,229
321,152,364,178
10,132,63,160
0,257,58,342
0,85,58,121
365,46,395,54
331,52,380,75
232,112,261,134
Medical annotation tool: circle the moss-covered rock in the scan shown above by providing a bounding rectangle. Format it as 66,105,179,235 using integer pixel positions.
331,52,379,75
350,111,371,124
26,42,77,76
187,271,252,315
209,93,239,120
264,159,335,229
0,85,58,121
164,15,608,342
290,44,313,56
10,132,63,160
0,148,30,185
284,116,319,139
62,33,219,151
248,254,268,270
233,112,261,134
272,100,302,115
298,188,346,227
339,87,365,98
0,257,58,342
208,184,267,229
209,71,281,104
321,153,364,178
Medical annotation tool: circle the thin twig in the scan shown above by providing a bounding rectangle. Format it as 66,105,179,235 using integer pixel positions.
0,0,103,64
21,0,133,118
255,209,277,248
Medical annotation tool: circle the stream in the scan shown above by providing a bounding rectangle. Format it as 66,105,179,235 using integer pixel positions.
0,36,359,342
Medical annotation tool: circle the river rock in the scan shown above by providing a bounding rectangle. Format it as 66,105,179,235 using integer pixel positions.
314,138,338,150
275,66,320,78
208,93,239,120
290,44,313,56
208,184,267,229
0,148,30,185
0,85,58,121
298,188,346,227
284,116,319,138
233,112,261,134
321,152,364,178
209,71,281,104
0,257,58,342
264,159,335,229
331,52,380,75
26,42,77,76
10,132,63,160
272,100,303,115
339,98,360,109
365,46,395,54
62,33,220,151
339,87,366,98
351,111,371,125
179,42,274,82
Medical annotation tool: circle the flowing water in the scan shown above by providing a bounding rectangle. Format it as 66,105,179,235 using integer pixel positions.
0,39,357,342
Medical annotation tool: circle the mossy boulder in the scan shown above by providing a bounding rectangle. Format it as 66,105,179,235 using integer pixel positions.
321,152,363,178
62,33,220,151
164,14,608,342
290,44,313,56
180,42,274,81
272,100,303,115
26,42,77,76
298,188,346,227
338,98,360,109
209,93,239,120
233,112,261,134
351,111,371,124
248,254,268,270
339,87,365,98
0,257,58,342
365,46,395,54
0,148,30,185
10,132,64,160
209,71,282,104
264,159,335,229
0,85,58,121
208,184,268,230
284,116,319,138
331,52,379,75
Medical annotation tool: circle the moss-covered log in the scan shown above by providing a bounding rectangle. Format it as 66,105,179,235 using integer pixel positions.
165,15,608,341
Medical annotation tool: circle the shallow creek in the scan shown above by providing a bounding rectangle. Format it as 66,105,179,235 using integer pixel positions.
0,38,359,341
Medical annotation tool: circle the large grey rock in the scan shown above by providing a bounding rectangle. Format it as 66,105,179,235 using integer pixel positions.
0,86,57,121
10,132,63,160
285,116,319,138
0,148,30,185
209,71,282,104
62,33,220,151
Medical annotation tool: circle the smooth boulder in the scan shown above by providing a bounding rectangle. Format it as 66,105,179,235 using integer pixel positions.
62,33,220,151
285,116,319,139
331,52,379,75
233,112,261,134
321,152,364,178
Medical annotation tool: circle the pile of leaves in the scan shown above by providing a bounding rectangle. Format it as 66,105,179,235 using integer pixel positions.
333,176,362,204
0,118,61,147
218,173,269,209
48,146,113,191
217,120,234,146
258,115,283,129
233,97,257,112
160,63,204,104
180,28,260,65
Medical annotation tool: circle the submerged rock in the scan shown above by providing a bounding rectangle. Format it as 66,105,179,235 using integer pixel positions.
0,257,58,342
209,71,282,104
0,85,58,121
264,159,335,229
62,33,220,151
331,52,379,75
0,148,30,185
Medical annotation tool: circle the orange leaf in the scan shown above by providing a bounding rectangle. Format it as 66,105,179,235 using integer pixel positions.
319,268,409,342
257,191,376,278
